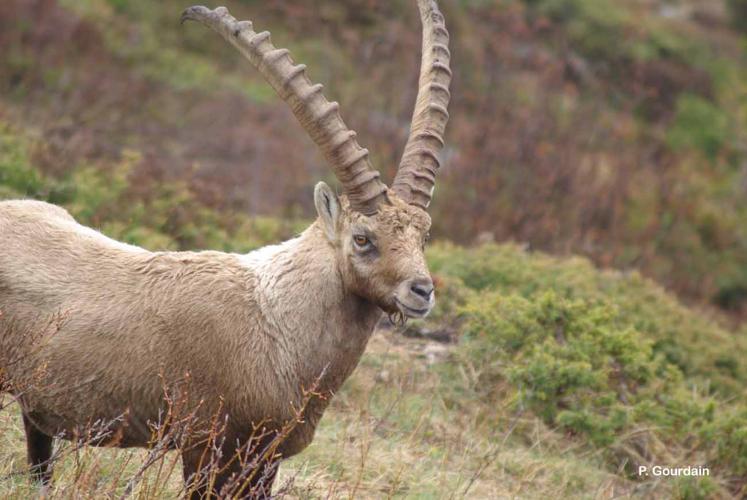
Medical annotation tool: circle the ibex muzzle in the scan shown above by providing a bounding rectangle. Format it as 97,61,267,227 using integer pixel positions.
0,1,451,498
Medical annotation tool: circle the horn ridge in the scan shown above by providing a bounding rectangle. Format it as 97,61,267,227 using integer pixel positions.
392,0,452,210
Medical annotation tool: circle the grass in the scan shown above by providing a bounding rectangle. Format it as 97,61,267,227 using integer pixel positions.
278,332,636,499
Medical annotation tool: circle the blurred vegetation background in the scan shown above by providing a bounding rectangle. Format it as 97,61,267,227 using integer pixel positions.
1,0,747,498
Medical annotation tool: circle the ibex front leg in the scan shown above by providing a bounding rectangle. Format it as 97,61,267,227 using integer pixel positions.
22,413,54,486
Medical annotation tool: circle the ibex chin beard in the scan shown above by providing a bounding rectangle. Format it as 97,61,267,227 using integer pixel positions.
389,297,434,327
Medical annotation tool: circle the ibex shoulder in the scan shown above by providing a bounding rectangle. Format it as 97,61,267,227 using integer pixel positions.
0,199,74,222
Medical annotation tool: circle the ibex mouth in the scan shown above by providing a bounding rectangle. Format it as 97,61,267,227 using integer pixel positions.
395,298,431,319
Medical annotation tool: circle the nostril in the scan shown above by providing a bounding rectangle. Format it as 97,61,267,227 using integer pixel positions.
411,282,434,300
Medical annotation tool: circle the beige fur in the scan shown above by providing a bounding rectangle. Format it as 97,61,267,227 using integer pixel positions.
0,190,432,459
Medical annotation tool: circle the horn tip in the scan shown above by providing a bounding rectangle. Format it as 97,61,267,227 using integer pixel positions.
180,5,208,24
180,5,233,26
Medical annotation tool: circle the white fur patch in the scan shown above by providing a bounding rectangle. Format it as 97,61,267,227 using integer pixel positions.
237,237,300,269
70,221,147,253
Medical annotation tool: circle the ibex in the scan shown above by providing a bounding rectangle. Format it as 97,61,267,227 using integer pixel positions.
0,1,450,497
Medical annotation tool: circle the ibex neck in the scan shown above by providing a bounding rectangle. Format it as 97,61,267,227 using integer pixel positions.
241,221,380,394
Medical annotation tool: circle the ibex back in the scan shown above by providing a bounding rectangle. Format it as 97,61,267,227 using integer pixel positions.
0,1,451,498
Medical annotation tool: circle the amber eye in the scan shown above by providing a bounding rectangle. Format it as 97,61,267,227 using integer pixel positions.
353,235,369,247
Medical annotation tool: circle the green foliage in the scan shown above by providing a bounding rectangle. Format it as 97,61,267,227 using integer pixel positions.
428,243,747,395
104,0,128,13
426,242,747,485
527,0,631,61
524,0,706,67
673,476,720,500
59,0,283,101
459,289,718,450
0,123,46,198
667,94,731,160
699,405,747,476
464,293,646,442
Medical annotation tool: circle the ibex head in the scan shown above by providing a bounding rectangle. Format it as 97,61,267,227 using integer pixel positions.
315,183,434,319
183,0,451,320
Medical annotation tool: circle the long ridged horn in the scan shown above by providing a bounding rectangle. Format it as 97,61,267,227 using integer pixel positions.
181,6,388,215
392,0,452,210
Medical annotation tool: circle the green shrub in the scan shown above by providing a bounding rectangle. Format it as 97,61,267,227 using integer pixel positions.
427,242,747,395
667,94,731,160
525,0,631,62
0,123,46,198
426,242,747,485
700,405,747,477
461,290,680,446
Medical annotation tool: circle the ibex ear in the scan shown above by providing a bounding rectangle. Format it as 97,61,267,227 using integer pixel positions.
314,182,341,241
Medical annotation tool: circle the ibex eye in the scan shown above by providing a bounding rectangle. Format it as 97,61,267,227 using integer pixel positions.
353,235,369,247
